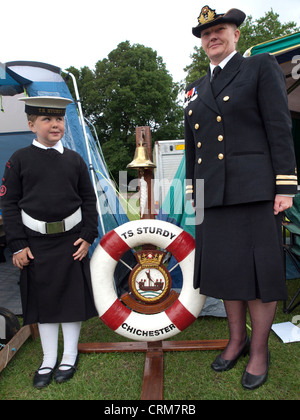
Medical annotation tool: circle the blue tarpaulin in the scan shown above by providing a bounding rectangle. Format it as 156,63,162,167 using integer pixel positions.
0,61,135,295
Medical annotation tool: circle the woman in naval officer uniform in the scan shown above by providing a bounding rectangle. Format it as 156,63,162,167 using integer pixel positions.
185,6,298,390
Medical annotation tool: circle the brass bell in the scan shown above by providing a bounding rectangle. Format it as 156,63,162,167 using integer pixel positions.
127,141,156,169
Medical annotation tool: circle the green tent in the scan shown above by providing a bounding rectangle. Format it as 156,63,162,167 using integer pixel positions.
245,32,300,174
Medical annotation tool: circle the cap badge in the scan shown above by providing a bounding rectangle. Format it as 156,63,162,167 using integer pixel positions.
198,5,216,25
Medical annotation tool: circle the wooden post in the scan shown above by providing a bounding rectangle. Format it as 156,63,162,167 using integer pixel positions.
135,127,155,220
141,341,164,400
77,125,229,400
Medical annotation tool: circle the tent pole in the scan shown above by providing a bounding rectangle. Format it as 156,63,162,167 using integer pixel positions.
84,117,103,161
63,70,105,236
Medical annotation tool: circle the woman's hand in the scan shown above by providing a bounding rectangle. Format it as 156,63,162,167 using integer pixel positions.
274,195,293,215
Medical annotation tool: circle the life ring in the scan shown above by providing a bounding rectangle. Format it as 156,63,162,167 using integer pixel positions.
91,220,206,342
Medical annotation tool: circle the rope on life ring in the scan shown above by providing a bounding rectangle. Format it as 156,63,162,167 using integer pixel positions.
90,219,206,342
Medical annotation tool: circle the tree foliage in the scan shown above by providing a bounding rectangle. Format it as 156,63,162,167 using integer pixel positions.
66,41,183,179
184,9,299,85
65,10,299,178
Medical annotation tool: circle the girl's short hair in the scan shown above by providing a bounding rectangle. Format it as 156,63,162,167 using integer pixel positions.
26,114,38,123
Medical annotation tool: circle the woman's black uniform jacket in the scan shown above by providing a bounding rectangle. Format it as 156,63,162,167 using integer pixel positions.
184,52,298,209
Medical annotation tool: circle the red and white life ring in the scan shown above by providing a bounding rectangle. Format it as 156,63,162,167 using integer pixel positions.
90,219,206,342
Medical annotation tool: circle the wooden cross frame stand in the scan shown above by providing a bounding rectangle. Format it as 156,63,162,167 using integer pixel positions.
78,339,228,400
78,127,228,400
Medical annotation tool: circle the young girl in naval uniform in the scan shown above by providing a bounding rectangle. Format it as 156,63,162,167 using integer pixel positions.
0,96,98,388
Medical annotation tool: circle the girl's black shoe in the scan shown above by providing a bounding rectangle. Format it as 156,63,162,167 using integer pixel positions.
54,355,79,384
33,363,57,389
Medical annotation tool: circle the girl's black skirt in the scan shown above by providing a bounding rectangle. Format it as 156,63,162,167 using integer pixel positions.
194,201,288,303
20,232,98,325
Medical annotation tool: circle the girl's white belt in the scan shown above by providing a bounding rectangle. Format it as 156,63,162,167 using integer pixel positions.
21,208,82,235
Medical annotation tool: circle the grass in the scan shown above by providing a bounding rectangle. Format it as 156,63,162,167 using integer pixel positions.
0,279,299,400
0,199,299,400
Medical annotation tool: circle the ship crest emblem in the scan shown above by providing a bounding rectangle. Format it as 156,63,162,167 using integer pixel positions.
129,250,172,305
